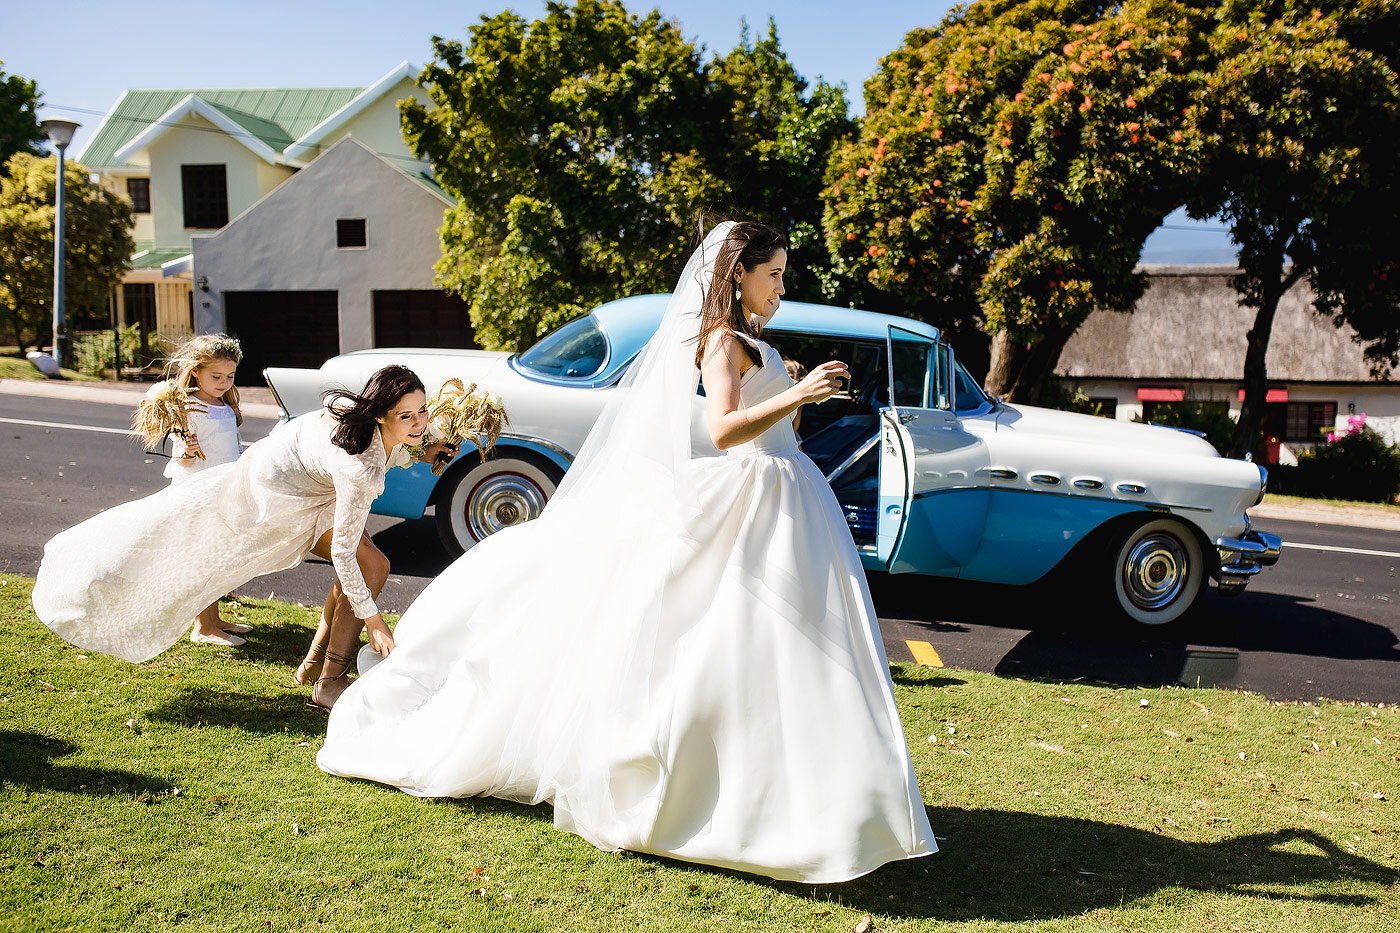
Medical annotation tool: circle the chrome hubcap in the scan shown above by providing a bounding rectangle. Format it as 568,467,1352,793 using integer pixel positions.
467,473,547,541
1122,533,1188,610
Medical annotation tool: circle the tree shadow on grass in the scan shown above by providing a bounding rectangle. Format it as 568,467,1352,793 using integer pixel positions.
0,731,171,797
807,807,1399,922
145,688,326,737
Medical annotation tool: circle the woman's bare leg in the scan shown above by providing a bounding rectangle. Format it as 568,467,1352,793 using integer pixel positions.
307,531,390,709
294,581,340,685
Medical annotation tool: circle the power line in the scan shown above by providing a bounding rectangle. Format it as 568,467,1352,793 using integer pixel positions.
42,101,431,169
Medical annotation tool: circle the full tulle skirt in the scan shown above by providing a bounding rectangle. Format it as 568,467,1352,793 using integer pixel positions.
318,450,936,883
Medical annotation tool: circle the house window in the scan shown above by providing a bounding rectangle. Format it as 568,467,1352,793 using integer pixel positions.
1087,398,1118,419
181,164,228,228
1284,402,1336,443
337,218,367,249
126,178,150,213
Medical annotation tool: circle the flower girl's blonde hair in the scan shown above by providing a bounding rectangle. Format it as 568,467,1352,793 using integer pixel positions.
163,334,244,426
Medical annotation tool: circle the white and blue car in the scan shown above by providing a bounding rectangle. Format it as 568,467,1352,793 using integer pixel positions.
263,295,1281,626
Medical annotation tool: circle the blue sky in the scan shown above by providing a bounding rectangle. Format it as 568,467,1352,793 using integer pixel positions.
6,0,1234,262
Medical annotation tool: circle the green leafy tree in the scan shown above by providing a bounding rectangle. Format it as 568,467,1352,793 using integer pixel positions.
824,0,1212,401
0,61,43,173
711,20,856,304
0,152,134,353
1188,1,1400,458
403,0,852,351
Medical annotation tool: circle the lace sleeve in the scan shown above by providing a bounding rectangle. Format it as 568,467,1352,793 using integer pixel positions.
329,468,381,619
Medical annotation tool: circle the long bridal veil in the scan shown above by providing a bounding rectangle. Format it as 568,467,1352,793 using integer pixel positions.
321,222,741,833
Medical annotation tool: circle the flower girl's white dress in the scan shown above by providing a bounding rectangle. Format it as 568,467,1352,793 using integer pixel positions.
319,336,936,883
33,411,388,663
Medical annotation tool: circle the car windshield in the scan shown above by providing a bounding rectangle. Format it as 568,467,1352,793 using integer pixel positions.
515,316,608,380
954,360,989,410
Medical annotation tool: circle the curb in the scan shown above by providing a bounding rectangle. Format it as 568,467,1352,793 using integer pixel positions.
0,377,283,420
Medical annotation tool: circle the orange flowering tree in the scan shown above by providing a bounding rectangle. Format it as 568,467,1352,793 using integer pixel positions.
824,0,1212,400
1188,1,1400,458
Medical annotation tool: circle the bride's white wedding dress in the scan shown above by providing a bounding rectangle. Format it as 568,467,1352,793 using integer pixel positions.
319,330,937,883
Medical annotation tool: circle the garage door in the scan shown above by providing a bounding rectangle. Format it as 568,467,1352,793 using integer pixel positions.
224,290,340,384
373,290,477,348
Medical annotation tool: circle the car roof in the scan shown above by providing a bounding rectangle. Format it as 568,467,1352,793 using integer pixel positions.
592,294,941,365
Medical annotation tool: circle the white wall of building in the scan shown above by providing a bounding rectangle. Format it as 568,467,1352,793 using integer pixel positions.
189,137,449,353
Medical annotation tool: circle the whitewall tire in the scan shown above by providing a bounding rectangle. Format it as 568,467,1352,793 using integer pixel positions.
436,452,563,556
1111,518,1204,626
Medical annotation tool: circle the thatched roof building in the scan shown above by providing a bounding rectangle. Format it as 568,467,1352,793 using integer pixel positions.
1057,266,1388,384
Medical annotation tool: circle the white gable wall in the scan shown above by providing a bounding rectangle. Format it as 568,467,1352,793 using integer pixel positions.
291,77,429,168
144,112,293,249
190,137,449,354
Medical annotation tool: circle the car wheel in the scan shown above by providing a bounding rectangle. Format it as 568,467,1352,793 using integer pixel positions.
1111,518,1204,626
435,452,564,556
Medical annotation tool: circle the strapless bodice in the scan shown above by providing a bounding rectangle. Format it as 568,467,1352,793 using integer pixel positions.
727,337,800,457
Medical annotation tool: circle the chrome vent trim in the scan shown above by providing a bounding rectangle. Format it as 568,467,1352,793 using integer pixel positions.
1073,478,1105,490
989,468,1018,480
1029,473,1061,486
1116,482,1147,495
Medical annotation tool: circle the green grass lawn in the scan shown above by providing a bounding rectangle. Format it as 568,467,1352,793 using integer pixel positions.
0,353,99,382
1,573,1396,932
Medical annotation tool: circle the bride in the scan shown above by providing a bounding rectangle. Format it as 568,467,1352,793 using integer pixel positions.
318,220,937,883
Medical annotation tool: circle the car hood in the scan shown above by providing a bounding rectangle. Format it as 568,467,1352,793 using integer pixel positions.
994,403,1220,457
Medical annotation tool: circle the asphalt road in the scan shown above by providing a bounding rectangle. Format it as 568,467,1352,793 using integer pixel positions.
3,390,1398,703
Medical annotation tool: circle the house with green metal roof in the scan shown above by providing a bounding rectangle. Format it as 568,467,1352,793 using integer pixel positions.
77,63,439,351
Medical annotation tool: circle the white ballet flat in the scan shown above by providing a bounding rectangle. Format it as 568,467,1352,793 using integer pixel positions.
221,622,253,634
190,628,246,647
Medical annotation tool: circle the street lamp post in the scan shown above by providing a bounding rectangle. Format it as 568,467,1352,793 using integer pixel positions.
39,119,80,371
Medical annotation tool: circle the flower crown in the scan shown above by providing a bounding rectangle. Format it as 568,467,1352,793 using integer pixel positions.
205,334,243,361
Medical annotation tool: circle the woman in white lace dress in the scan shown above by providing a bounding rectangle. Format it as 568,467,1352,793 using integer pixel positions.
33,365,453,708
318,222,937,883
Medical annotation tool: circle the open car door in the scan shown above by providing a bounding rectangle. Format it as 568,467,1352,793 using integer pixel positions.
876,326,990,575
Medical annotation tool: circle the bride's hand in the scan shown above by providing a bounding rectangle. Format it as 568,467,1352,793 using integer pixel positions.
365,613,395,657
794,360,849,404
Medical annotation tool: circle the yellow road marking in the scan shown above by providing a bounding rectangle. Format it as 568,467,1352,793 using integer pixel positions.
906,640,944,668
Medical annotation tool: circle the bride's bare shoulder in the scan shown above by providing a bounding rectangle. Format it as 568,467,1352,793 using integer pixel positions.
702,330,761,374
700,330,754,373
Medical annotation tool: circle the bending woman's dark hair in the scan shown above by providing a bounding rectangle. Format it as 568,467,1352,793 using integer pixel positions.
323,365,425,455
694,220,787,369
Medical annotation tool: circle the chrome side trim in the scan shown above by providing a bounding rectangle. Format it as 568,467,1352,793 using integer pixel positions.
911,484,1210,512
823,434,881,484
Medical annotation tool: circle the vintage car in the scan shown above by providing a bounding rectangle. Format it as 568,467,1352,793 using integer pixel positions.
263,295,1281,625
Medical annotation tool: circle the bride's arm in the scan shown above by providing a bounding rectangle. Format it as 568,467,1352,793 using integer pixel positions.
701,333,847,450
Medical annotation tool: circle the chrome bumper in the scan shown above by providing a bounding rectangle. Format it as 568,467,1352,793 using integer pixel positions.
1214,529,1283,594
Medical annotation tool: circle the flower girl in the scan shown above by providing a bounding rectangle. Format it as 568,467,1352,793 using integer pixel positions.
133,334,247,646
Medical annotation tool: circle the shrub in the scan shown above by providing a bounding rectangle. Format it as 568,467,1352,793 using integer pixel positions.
1136,401,1236,456
70,324,148,378
1271,416,1400,503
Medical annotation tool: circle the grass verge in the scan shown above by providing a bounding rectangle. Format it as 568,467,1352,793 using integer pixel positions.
1262,492,1400,513
1,573,1396,932
0,354,98,382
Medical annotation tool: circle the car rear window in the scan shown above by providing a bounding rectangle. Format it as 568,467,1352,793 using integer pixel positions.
516,316,608,380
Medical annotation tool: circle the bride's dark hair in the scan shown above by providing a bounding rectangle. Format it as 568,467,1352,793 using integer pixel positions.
694,220,787,369
323,364,425,455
